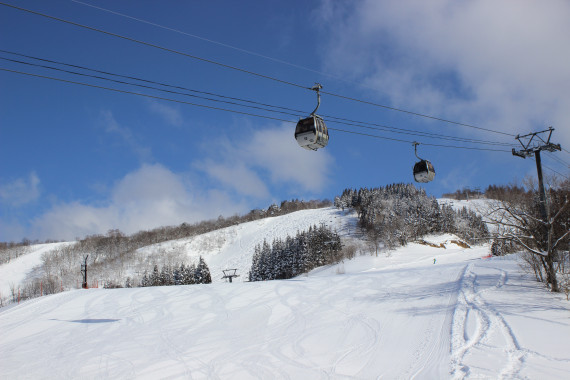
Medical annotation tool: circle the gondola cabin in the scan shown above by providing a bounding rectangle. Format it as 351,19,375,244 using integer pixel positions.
413,160,436,183
294,115,329,151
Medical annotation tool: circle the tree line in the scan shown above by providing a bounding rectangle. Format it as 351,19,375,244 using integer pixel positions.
112,257,212,288
335,183,489,250
249,224,343,281
441,184,527,201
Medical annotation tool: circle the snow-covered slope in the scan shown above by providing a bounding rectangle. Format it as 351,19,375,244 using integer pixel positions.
0,242,72,299
137,207,358,283
1,240,569,379
0,208,357,295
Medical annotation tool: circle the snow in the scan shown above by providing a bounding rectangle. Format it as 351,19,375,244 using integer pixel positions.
137,207,357,283
1,207,569,379
0,242,72,299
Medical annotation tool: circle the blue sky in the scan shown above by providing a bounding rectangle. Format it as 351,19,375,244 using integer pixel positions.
1,0,569,241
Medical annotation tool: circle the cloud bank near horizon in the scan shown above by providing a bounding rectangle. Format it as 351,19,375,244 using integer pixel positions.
2,125,333,241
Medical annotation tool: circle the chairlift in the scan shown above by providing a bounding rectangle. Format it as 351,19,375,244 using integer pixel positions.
295,84,329,150
412,142,436,183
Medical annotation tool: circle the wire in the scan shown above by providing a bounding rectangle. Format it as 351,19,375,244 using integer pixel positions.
320,90,515,137
0,1,515,138
0,2,307,90
0,67,513,153
69,0,441,99
545,151,570,168
327,127,511,152
0,56,304,119
70,0,337,80
322,115,513,147
0,67,293,122
529,157,570,180
1,50,517,148
0,50,303,115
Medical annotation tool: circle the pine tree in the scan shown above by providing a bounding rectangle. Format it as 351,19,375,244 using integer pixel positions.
248,225,343,281
259,240,272,280
194,256,212,284
173,264,183,285
184,263,196,285
160,265,173,286
150,264,160,286
140,271,150,287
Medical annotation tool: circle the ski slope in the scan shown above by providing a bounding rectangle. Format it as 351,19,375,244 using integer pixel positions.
1,238,569,379
0,242,72,299
137,207,357,283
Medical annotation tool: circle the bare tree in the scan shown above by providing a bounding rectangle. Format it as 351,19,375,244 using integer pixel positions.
485,179,569,292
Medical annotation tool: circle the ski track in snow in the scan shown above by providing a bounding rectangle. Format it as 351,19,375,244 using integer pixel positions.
450,259,570,379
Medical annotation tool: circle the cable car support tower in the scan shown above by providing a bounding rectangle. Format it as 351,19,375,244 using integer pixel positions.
512,127,561,223
512,127,563,285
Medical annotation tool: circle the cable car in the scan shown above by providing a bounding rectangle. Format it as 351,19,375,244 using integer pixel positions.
295,84,329,150
412,142,436,183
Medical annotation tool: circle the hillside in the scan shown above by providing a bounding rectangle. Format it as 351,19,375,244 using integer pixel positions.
137,207,357,284
0,197,487,297
0,242,72,300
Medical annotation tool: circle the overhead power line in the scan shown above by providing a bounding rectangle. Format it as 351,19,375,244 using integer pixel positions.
0,67,513,153
0,1,514,137
0,50,516,148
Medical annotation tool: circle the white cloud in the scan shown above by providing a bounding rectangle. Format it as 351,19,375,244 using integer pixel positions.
31,164,247,241
317,0,570,148
101,110,153,162
27,125,335,241
0,172,40,207
147,100,183,127
200,160,270,199
197,124,334,196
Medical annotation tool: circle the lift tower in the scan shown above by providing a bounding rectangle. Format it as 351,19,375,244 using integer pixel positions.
512,127,563,290
512,127,561,223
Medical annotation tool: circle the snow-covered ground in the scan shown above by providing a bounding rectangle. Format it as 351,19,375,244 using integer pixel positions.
1,206,569,379
438,198,491,214
0,242,72,299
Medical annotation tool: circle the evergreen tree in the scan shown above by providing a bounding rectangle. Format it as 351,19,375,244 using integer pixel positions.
140,271,150,287
194,256,212,284
184,263,196,285
249,225,343,281
173,264,183,285
249,244,262,282
150,264,160,286
160,265,173,286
